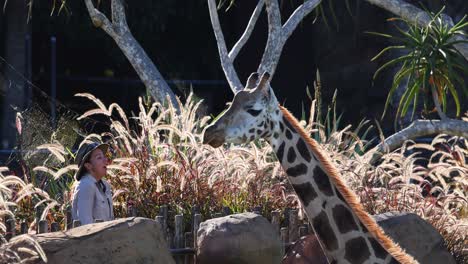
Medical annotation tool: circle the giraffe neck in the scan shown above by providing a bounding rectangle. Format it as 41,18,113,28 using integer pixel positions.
266,106,417,264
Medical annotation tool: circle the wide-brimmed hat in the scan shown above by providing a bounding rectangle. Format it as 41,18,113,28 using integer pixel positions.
74,141,109,181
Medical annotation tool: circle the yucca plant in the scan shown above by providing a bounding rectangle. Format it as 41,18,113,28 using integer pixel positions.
370,7,468,122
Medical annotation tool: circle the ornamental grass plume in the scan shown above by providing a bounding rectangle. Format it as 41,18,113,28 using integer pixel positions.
0,168,47,263
3,92,465,262
75,93,293,221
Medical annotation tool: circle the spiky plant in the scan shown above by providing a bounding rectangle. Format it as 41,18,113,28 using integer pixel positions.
370,8,468,121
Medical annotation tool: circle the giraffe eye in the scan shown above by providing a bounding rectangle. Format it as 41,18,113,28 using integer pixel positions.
246,109,262,116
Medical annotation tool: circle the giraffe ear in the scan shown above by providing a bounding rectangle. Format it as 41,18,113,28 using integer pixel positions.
245,72,259,89
257,72,271,95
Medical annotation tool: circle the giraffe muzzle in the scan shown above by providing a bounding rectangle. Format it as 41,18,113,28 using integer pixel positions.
203,125,225,148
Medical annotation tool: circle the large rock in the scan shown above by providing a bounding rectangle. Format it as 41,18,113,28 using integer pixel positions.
197,212,283,264
32,217,175,264
376,212,456,264
282,212,455,264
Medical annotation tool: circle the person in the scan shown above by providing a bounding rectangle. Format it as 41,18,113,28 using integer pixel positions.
72,140,114,225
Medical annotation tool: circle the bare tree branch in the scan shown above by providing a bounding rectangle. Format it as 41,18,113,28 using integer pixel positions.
366,119,468,164
83,0,179,110
364,0,468,61
229,0,265,60
265,0,281,29
83,0,115,35
258,0,284,75
207,0,243,92
282,0,321,40
210,0,322,92
111,0,128,33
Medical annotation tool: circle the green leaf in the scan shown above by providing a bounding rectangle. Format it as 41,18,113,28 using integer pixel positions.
371,46,405,61
373,54,413,80
364,31,394,39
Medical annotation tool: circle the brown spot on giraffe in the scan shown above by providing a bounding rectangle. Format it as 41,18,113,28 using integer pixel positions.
202,71,419,264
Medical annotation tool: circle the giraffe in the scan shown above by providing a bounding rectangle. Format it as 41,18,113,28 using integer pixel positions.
203,72,419,264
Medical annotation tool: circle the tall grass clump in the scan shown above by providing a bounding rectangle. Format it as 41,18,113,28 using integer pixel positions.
300,75,466,262
74,93,295,222
0,167,47,263
3,89,466,262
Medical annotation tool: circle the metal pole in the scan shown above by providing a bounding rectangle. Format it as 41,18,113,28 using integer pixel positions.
24,34,32,108
50,36,57,129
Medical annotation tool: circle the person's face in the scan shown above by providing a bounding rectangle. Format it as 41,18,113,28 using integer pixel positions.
84,148,109,180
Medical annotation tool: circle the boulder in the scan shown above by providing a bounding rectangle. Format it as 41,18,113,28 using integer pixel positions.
282,212,455,264
376,212,456,264
197,212,283,264
31,217,175,264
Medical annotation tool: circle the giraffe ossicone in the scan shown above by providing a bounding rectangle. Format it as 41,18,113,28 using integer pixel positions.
203,72,419,264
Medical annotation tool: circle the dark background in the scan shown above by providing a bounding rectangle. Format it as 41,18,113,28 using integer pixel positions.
1,0,467,155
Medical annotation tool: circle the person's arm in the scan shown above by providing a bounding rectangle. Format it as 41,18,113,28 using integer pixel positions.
74,182,95,225
103,179,114,220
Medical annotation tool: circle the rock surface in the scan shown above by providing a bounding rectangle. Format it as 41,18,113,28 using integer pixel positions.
282,212,455,264
197,212,283,264
31,217,175,264
376,212,456,264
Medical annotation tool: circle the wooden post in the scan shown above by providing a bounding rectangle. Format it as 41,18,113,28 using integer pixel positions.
167,229,174,249
174,214,184,264
159,205,168,234
280,227,289,244
289,209,299,242
253,206,262,215
38,220,48,234
66,206,72,230
127,201,137,217
155,216,165,232
51,222,60,232
271,210,280,234
299,224,308,237
35,206,42,233
20,221,28,234
192,205,200,215
184,232,193,264
222,206,231,216
283,207,291,227
73,220,81,228
193,214,202,249
5,218,15,241
174,214,184,249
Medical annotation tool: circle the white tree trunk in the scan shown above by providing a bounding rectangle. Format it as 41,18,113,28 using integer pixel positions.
83,0,179,110
210,0,467,93
366,119,468,164
208,0,321,93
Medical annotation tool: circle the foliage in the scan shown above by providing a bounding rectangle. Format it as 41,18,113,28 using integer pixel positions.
0,168,47,263
370,8,468,121
0,93,466,262
339,135,467,263
306,70,374,155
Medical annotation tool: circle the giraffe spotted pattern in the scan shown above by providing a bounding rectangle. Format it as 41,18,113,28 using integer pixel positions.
203,72,419,264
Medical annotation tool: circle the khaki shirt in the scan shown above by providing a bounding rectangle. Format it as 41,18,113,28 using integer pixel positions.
72,174,114,225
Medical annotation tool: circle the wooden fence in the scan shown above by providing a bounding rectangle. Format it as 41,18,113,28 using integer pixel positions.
3,205,310,264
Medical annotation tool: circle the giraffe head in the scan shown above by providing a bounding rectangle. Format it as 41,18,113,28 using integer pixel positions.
203,72,279,148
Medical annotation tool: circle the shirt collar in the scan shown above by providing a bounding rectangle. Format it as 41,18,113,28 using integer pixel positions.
82,173,98,183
